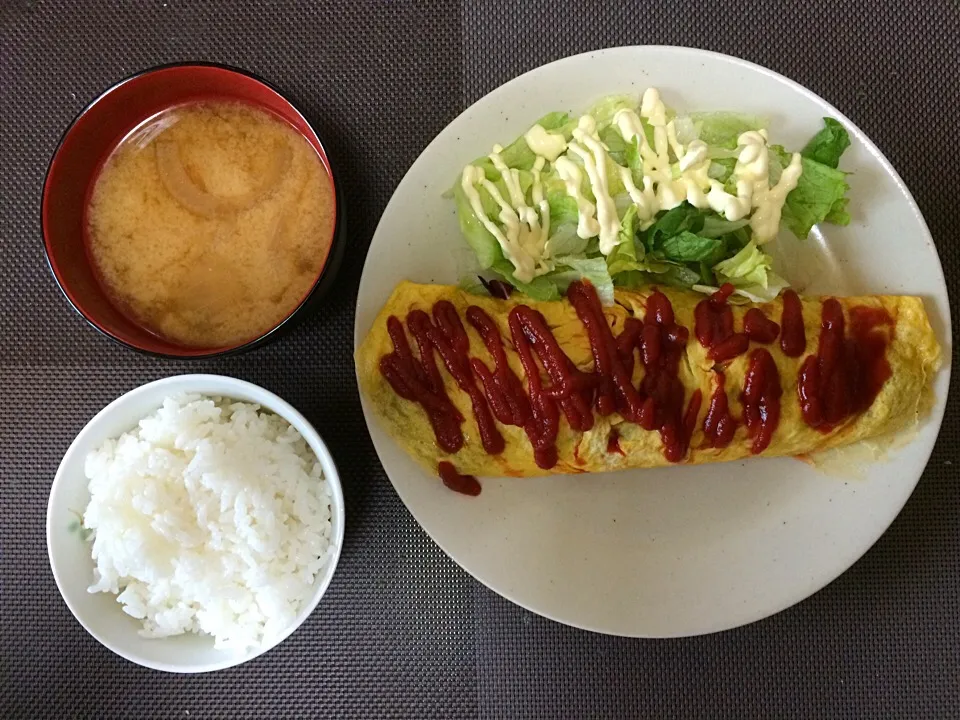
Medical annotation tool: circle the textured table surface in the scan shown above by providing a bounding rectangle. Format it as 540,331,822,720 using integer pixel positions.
2,1,958,718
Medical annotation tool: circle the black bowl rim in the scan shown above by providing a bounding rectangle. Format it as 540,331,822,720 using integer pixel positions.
41,60,346,361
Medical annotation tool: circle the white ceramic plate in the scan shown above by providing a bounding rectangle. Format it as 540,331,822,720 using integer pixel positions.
354,47,951,637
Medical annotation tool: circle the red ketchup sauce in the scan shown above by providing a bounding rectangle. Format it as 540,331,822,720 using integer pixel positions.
438,462,481,496
694,283,749,363
743,308,780,344
779,289,806,357
797,300,894,431
635,290,701,462
381,302,504,456
741,348,782,454
702,371,738,448
606,428,625,455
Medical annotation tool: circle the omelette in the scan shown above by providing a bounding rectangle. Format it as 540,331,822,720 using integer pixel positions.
355,281,940,481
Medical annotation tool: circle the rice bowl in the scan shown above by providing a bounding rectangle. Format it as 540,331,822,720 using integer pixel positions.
47,374,345,673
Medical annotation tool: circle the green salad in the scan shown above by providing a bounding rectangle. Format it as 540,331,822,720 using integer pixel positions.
453,89,851,304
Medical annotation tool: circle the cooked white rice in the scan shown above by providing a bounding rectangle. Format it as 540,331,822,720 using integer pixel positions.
83,394,333,650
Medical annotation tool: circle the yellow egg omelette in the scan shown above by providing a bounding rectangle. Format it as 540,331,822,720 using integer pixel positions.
355,281,940,478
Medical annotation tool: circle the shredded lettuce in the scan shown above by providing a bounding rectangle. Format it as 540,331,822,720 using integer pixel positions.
452,93,854,306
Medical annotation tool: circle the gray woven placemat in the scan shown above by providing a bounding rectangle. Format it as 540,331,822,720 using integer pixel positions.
1,1,958,718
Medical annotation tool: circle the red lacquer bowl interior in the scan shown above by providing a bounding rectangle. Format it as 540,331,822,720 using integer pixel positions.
42,63,338,357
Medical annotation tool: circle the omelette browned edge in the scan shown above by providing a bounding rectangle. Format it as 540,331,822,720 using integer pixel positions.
355,282,940,478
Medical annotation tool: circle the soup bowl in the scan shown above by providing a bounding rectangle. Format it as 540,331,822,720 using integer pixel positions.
42,62,346,358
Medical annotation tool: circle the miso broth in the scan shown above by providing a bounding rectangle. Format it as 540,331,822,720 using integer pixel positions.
86,101,335,348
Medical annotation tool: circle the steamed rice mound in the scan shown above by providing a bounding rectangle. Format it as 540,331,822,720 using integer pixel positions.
83,394,333,650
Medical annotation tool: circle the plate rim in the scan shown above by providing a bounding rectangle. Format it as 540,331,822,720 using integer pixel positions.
354,44,952,637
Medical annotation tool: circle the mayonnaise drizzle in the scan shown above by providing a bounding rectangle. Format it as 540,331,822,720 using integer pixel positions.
524,124,567,161
750,150,802,242
569,116,620,254
462,161,548,284
554,155,601,242
461,87,803,279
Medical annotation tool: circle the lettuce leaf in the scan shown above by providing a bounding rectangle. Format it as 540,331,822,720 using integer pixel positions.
600,125,630,167
489,256,615,305
548,190,580,227
459,276,491,296
490,259,560,301
546,224,589,257
699,215,750,239
801,117,850,169
660,231,724,262
686,112,768,149
606,205,642,275
466,112,572,177
642,202,704,252
453,180,505,269
776,119,853,239
659,263,704,288
536,110,573,134
710,241,789,302
613,270,648,289
554,256,615,305
825,197,851,225
780,155,851,239
587,94,639,127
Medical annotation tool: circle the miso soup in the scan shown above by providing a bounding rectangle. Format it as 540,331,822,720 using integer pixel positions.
86,101,335,348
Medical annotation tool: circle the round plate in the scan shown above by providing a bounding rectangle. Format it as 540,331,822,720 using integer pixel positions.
354,47,951,637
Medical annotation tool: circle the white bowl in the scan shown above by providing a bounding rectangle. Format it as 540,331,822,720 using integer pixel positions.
46,374,346,673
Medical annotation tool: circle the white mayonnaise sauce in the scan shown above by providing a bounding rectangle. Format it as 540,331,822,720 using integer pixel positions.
524,124,567,161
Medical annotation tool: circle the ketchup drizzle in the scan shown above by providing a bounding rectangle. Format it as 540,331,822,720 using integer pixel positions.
638,290,699,462
798,300,893,431
568,280,644,420
606,428,625,455
780,289,806,357
743,308,780,344
702,371,738,448
406,304,504,455
694,283,749,363
379,316,465,453
741,348,782,454
438,462,481,496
